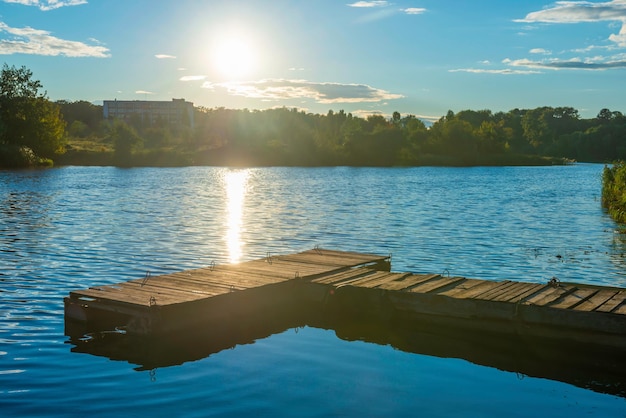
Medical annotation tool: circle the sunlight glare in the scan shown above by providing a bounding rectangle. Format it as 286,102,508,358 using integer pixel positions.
224,170,249,263
211,36,257,80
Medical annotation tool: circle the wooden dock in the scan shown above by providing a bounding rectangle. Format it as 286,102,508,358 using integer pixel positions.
64,248,390,334
65,249,626,346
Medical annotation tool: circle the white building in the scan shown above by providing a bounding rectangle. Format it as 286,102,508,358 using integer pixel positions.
103,98,194,129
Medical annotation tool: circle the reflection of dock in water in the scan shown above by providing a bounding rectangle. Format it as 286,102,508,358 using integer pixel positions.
66,310,626,398
65,248,626,395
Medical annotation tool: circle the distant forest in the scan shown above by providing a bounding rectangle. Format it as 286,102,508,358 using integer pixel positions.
4,64,624,168
56,101,626,167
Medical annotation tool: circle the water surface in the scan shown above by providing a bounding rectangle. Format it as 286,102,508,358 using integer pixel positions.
1,165,625,417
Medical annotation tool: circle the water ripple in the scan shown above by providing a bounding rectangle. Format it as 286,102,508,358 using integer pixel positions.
1,165,625,417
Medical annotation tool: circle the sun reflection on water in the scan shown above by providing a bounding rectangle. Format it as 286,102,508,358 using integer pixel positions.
224,169,249,263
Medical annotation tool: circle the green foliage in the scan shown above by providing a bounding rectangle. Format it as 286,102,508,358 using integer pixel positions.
110,120,143,166
0,142,55,167
57,100,103,132
49,96,626,167
602,162,626,223
0,64,66,167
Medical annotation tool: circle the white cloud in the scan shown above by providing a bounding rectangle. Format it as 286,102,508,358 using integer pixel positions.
516,0,626,47
506,56,626,69
347,1,388,7
155,54,176,59
351,109,385,118
135,90,154,95
449,68,541,75
530,48,552,55
402,8,426,15
201,79,403,104
2,0,87,11
0,22,109,57
507,1,626,72
179,75,206,81
516,0,626,24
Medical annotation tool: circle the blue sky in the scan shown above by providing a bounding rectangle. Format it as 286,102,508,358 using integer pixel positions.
1,0,625,121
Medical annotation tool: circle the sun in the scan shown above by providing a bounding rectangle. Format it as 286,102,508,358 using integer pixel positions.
211,36,257,80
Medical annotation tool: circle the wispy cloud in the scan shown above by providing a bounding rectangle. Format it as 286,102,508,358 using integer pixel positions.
495,1,626,73
0,22,109,57
155,54,176,59
505,57,626,70
347,1,427,18
449,68,541,75
2,0,87,11
201,79,403,104
179,75,206,81
402,8,426,15
347,1,388,7
516,0,626,24
135,90,154,95
516,0,626,47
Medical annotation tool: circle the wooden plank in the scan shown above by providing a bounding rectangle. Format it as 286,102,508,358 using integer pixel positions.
334,270,387,288
523,285,575,307
438,278,486,297
205,265,297,283
409,277,466,294
368,272,412,288
595,291,626,313
274,255,377,269
274,250,387,268
500,283,549,303
223,260,344,281
450,280,506,300
118,280,227,299
572,289,620,312
73,282,212,305
221,264,303,280
297,248,389,262
171,269,285,287
547,288,598,309
165,267,283,287
377,274,441,291
241,258,340,274
348,272,410,289
145,273,251,291
310,267,373,285
488,282,541,302
96,283,208,304
475,281,527,301
613,302,626,315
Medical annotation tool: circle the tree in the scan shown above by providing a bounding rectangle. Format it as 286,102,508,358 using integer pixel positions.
110,120,143,165
57,100,103,132
0,64,66,164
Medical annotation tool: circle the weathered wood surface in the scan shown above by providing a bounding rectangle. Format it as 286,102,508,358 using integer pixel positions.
65,249,625,341
314,268,626,315
67,248,389,308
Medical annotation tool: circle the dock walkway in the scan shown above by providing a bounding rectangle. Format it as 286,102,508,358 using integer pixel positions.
65,249,626,344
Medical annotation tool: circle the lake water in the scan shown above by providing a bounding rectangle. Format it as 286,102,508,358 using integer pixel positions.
1,164,625,417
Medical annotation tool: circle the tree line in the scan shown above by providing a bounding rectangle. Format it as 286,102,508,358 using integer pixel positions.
2,64,626,168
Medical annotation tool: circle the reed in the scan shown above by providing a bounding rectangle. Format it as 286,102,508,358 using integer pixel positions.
602,162,626,223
